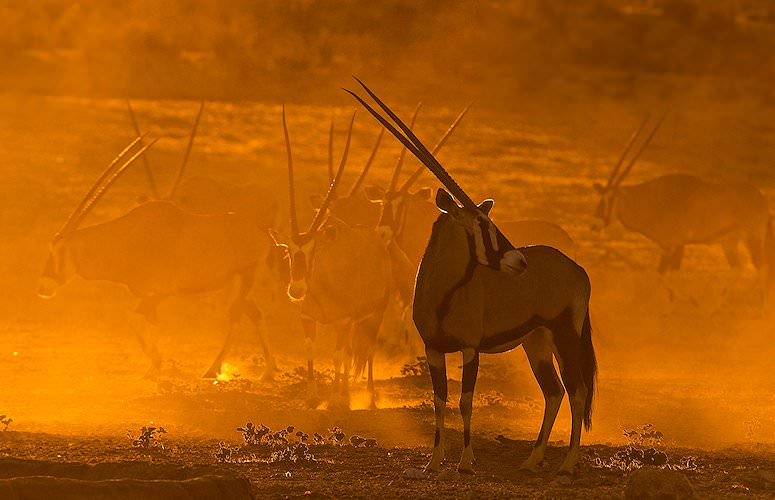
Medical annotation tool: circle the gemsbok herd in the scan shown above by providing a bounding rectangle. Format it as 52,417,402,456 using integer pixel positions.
37,79,773,475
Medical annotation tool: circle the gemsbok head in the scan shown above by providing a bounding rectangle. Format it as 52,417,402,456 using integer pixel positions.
592,114,665,231
348,78,595,476
269,107,355,302
39,137,157,299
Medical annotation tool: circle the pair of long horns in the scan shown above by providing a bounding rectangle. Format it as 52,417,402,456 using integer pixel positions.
392,103,471,196
284,105,354,237
56,136,158,239
326,116,385,197
126,99,205,200
345,77,478,210
605,113,667,190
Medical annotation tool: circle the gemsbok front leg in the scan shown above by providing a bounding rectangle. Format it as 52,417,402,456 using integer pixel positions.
458,348,479,474
425,348,447,472
302,317,318,403
244,299,276,381
520,328,565,472
132,298,163,378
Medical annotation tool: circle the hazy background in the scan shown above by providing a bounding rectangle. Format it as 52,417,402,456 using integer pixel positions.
0,0,774,451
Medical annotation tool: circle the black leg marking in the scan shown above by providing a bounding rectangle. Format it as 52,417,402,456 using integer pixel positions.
434,428,440,447
429,364,448,402
461,356,479,395
464,429,471,448
535,361,564,398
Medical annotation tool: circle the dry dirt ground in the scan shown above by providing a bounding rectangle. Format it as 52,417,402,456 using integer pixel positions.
0,90,774,497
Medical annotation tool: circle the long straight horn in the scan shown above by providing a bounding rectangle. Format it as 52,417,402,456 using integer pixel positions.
126,100,160,199
310,111,355,232
68,138,159,233
167,100,205,199
345,77,477,209
614,112,668,187
58,134,147,237
399,103,472,194
387,102,422,193
606,114,650,189
328,117,335,183
349,127,384,196
283,105,299,237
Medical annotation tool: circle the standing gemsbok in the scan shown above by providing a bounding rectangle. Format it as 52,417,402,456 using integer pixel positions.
347,79,596,475
594,115,773,303
269,107,392,407
38,137,277,380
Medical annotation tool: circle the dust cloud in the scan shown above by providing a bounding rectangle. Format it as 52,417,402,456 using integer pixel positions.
0,0,774,488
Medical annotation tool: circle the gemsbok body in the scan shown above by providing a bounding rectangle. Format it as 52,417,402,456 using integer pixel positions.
594,115,773,303
38,137,277,380
270,108,392,407
348,79,596,475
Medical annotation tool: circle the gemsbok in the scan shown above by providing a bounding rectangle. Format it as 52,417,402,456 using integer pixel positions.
594,115,773,303
269,107,392,408
347,79,596,475
38,136,278,380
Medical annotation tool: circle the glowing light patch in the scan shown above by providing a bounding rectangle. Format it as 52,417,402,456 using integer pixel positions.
216,362,240,382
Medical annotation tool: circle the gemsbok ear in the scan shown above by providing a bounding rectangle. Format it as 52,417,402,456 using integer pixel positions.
435,188,457,213
268,229,289,248
415,187,432,200
478,199,494,215
363,185,385,201
593,182,605,194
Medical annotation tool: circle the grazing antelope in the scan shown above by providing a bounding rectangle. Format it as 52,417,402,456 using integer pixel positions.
348,79,596,475
269,108,392,407
38,137,277,380
594,115,773,303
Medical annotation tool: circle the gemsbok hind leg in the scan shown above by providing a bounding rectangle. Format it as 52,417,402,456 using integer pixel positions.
132,297,163,378
553,311,594,476
458,348,480,474
425,348,448,472
301,317,319,404
520,328,565,472
244,299,276,381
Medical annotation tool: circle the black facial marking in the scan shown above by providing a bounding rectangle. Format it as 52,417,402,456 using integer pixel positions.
291,251,308,280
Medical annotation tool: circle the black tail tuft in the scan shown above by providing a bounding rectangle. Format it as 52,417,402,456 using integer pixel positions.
581,310,597,431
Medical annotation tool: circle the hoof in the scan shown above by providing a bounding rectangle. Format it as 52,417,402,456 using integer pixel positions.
202,368,220,379
424,464,441,474
260,364,276,382
457,466,475,475
143,362,162,380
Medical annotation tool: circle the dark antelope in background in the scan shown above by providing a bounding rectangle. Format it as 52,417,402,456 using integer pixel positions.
348,79,596,475
594,115,773,304
38,136,277,380
269,107,392,408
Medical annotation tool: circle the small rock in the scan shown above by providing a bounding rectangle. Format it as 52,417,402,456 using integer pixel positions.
625,466,694,500
550,474,572,486
437,470,458,482
403,467,426,480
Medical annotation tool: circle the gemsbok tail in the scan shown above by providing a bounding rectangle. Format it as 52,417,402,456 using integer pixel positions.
581,310,597,431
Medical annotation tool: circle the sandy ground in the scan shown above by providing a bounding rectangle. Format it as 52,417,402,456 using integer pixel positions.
0,91,774,497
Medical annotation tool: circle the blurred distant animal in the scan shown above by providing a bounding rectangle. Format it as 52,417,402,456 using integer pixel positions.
126,100,282,232
349,78,596,475
38,137,277,380
269,108,392,408
593,115,773,303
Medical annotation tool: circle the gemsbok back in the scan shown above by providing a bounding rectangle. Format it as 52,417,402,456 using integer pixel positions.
38,137,277,380
347,79,596,475
269,107,392,408
594,115,773,304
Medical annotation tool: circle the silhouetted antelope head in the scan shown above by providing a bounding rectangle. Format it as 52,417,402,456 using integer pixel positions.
592,114,666,231
38,137,157,298
346,78,526,276
269,107,355,301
